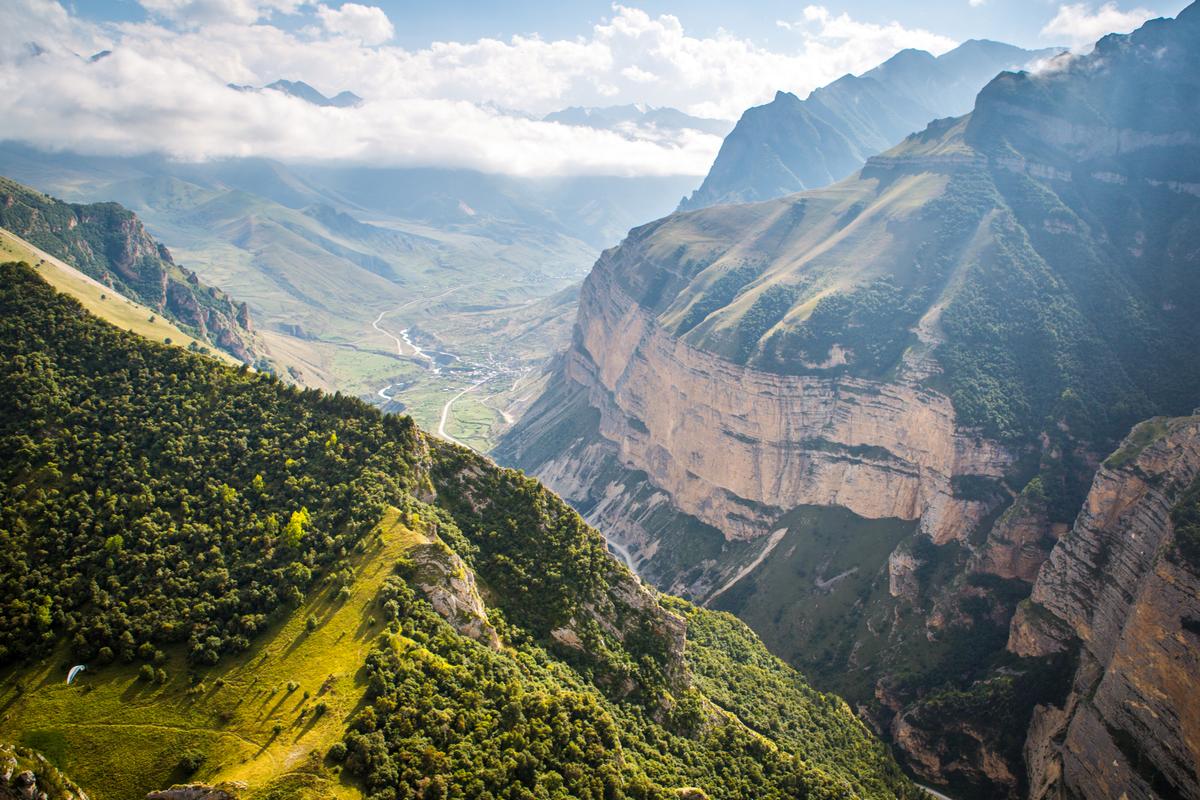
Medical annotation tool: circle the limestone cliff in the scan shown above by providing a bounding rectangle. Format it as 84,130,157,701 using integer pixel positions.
500,255,1013,592
1011,415,1200,800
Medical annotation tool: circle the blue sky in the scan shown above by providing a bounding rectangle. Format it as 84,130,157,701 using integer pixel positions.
67,0,1191,50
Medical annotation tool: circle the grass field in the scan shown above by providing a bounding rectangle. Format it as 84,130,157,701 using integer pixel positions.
0,228,240,367
0,508,423,800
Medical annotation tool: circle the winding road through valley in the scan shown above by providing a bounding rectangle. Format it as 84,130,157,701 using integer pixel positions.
371,287,509,452
371,288,458,367
436,377,491,448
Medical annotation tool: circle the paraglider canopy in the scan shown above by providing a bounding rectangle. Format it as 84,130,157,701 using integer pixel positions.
66,664,86,685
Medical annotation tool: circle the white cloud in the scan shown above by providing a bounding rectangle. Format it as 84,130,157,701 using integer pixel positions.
316,3,394,46
0,2,963,177
138,0,303,26
1041,2,1158,49
969,0,986,8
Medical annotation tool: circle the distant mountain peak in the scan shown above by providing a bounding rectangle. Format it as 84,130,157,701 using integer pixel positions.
885,47,937,63
265,79,362,108
679,38,1063,211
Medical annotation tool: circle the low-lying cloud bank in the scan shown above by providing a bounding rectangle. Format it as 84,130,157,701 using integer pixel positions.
1,0,1149,176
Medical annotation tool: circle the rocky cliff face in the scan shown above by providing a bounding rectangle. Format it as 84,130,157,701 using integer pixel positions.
539,249,1011,553
1011,415,1200,800
404,527,502,650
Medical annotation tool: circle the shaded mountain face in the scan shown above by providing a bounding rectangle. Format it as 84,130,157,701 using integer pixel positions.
0,175,259,364
0,260,916,800
500,6,1200,797
1010,415,1200,800
545,104,735,138
679,39,1061,210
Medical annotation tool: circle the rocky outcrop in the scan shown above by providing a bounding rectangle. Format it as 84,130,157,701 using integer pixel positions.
145,784,244,800
164,274,254,362
0,745,89,800
404,530,501,650
1011,415,1200,800
891,707,1019,791
970,485,1058,584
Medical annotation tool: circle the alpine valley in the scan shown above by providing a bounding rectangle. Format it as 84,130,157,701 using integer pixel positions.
1,3,1198,800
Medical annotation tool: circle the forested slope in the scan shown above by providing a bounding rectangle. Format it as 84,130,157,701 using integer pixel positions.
0,260,914,800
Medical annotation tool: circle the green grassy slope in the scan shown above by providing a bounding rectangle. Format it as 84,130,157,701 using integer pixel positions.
0,261,916,800
0,509,418,800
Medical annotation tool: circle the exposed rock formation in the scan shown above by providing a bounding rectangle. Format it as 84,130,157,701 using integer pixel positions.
404,529,501,650
970,485,1058,584
571,263,1013,545
504,258,1013,579
1011,415,1200,800
0,745,89,800
145,783,245,800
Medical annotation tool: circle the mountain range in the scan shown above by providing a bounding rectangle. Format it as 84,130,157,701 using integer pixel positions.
2,7,1199,800
500,6,1200,798
680,39,1062,210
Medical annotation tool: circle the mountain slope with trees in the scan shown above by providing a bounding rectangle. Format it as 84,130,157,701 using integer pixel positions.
0,260,915,800
0,176,261,365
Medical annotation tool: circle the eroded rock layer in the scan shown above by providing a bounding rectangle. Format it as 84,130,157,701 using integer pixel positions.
1012,416,1200,800
567,261,1012,547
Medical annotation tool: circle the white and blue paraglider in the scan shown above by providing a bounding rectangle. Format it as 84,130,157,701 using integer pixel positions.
66,664,86,685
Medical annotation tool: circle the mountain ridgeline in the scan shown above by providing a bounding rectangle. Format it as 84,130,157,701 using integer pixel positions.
500,6,1200,799
0,176,260,365
0,259,916,800
679,39,1060,210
